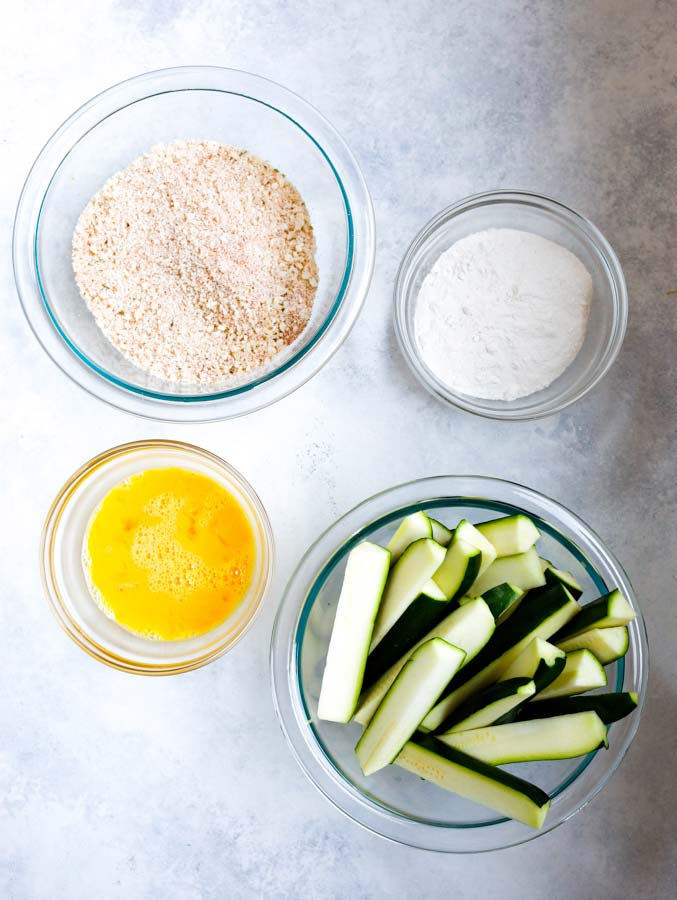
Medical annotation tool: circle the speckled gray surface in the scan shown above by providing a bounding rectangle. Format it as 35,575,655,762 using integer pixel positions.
1,1,676,897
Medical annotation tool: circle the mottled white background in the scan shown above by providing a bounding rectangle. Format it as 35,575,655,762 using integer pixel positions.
1,2,676,898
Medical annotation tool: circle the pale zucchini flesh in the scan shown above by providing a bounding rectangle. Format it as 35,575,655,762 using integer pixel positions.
421,584,579,732
439,711,608,764
431,535,482,600
429,518,453,546
557,625,629,665
554,589,636,641
442,677,536,733
476,515,540,557
362,581,450,688
454,520,498,575
534,648,607,701
386,511,432,564
396,736,550,829
317,542,391,723
355,638,465,776
354,598,495,726
370,538,446,650
500,637,566,693
468,546,546,598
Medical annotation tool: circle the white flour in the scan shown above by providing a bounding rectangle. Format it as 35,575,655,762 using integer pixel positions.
414,228,593,401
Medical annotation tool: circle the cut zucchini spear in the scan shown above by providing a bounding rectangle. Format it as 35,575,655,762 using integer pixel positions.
441,677,536,733
557,625,629,665
370,538,446,651
476,515,540,557
517,692,638,725
454,520,498,575
543,564,583,600
362,580,450,689
354,598,495,726
431,536,482,601
421,583,579,732
438,711,608,764
355,638,465,776
386,511,432,564
554,589,636,641
430,518,453,546
469,546,546,598
500,638,566,693
317,542,391,723
534,648,607,701
397,735,550,829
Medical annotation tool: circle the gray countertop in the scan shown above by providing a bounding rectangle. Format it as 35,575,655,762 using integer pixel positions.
2,2,676,897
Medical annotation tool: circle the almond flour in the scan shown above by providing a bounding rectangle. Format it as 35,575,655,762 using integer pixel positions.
72,141,318,384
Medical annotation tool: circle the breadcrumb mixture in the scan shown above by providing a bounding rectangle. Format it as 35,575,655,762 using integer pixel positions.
72,141,318,384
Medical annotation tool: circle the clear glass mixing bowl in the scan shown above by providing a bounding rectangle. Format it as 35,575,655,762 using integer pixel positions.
270,476,647,852
41,440,273,674
14,67,375,421
394,191,627,420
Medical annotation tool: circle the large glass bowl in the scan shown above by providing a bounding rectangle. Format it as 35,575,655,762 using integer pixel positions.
394,191,627,420
41,440,274,674
14,67,375,421
270,476,647,852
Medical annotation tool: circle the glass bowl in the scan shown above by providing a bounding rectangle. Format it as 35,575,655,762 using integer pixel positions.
270,475,647,852
394,191,627,420
41,440,273,674
14,67,375,422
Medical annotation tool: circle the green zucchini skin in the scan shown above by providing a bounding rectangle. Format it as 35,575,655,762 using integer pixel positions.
440,677,535,732
424,584,577,733
406,733,551,828
435,584,575,708
492,645,567,725
531,653,567,693
455,550,482,600
480,583,523,621
517,692,638,725
544,566,584,599
554,589,635,641
353,599,495,728
362,592,452,689
370,538,447,650
356,639,465,775
488,656,568,726
534,648,606,700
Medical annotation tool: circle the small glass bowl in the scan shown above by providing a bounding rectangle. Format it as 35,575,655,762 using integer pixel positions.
41,440,273,674
394,191,627,420
14,67,375,422
270,475,648,852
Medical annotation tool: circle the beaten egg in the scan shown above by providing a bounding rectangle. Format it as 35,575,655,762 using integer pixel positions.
83,467,256,640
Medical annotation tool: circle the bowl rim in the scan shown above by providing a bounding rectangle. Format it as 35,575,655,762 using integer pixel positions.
269,475,649,852
14,66,375,422
393,189,628,421
41,439,274,675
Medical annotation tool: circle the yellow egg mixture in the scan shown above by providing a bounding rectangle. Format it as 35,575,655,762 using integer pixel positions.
84,467,255,640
